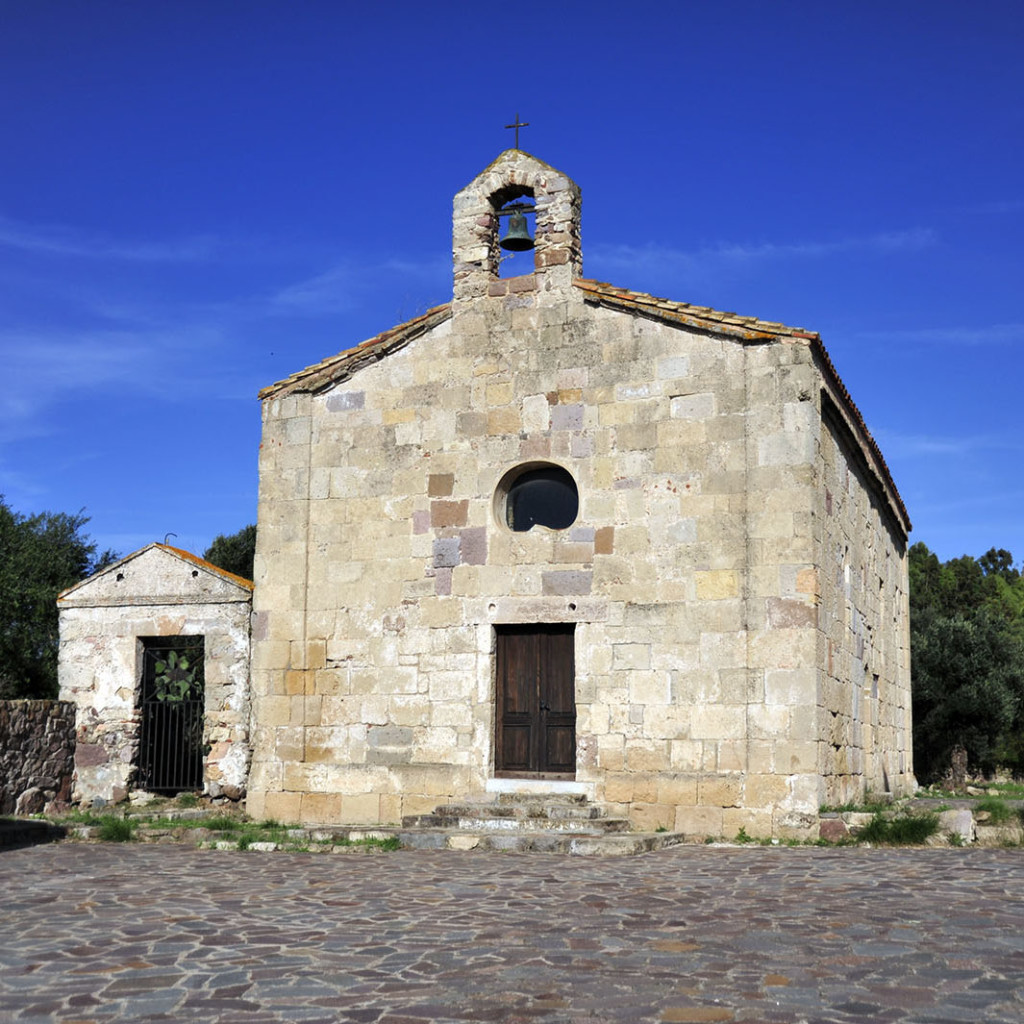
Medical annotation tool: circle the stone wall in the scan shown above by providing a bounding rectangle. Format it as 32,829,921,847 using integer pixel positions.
248,149,911,839
0,700,75,815
58,545,252,804
816,396,914,805
250,284,830,836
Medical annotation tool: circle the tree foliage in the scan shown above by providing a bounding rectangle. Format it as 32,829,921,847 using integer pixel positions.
910,542,1024,781
203,524,256,581
0,496,117,699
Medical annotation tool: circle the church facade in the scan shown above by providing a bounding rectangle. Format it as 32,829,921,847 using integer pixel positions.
246,150,913,839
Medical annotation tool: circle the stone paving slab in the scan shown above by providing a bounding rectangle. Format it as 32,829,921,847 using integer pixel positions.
1,843,1023,1023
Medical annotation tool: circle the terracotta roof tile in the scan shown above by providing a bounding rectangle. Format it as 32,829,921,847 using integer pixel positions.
157,545,254,591
574,278,909,534
259,304,452,400
256,278,908,535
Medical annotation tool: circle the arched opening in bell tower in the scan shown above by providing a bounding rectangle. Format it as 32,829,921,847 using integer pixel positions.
492,185,537,280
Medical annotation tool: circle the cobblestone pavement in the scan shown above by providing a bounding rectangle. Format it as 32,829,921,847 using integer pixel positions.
2,843,1023,1023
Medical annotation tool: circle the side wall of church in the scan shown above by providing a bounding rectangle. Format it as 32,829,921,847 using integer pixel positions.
248,288,828,837
814,396,914,806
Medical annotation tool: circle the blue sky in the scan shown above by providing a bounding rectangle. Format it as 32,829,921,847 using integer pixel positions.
1,1,1021,565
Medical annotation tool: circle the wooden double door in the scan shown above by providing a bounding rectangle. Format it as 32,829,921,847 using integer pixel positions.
495,624,576,776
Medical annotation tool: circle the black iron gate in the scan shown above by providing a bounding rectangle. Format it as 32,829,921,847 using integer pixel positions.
137,637,205,793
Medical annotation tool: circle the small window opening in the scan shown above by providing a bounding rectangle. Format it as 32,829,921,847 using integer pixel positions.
503,465,579,532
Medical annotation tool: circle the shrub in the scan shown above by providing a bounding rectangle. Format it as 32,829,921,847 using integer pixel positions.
975,796,1014,824
858,812,938,845
204,815,242,831
97,816,136,842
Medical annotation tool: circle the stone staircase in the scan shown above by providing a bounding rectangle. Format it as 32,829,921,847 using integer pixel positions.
396,792,685,855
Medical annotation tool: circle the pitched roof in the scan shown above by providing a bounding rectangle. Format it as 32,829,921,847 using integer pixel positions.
575,279,909,534
156,545,255,591
260,304,452,400
257,278,908,534
57,542,253,602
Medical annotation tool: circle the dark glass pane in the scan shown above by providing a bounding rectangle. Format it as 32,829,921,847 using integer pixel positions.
506,468,578,531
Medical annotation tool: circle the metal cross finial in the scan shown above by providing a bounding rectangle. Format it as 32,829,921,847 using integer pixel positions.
505,113,529,150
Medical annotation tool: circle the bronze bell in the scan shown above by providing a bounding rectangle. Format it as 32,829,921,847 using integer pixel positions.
500,211,534,251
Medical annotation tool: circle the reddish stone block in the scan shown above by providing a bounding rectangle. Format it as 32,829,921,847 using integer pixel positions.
766,597,817,629
428,473,454,497
509,274,537,293
818,816,848,842
430,500,469,528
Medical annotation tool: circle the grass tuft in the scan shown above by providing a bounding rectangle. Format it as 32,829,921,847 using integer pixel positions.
975,797,1014,824
858,812,938,845
97,816,136,842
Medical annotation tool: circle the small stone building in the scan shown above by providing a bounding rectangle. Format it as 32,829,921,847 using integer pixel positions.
247,149,914,838
58,544,252,804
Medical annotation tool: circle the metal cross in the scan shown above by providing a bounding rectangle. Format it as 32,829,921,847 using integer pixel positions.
505,113,529,150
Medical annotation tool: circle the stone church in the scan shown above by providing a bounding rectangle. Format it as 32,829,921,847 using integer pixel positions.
246,149,913,839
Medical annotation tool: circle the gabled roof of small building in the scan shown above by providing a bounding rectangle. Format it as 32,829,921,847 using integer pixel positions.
57,542,253,604
258,279,909,533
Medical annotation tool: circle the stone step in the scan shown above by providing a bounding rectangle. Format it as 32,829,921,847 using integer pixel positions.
402,812,631,834
490,791,589,805
421,801,608,822
394,828,686,856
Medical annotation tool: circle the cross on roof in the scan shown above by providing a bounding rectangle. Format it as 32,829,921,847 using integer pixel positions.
504,113,529,150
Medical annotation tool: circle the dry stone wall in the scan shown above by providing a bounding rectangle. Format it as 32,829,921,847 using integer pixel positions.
0,700,75,814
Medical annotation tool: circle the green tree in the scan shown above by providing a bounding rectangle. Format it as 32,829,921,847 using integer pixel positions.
912,606,1023,780
0,496,117,699
203,524,256,581
910,543,1024,780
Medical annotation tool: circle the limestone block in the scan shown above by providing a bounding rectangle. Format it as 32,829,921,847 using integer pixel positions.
656,775,697,807
775,741,819,774
694,570,739,601
670,393,715,420
675,804,723,837
630,802,675,832
744,773,789,807
698,631,746,671
711,740,744,772
604,771,658,804
624,739,670,772
596,733,625,770
669,739,703,770
723,807,773,839
764,669,815,706
698,775,742,808
263,790,302,824
340,793,381,824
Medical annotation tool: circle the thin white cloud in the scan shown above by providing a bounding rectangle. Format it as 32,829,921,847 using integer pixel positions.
0,325,226,443
0,214,218,262
874,430,1024,459
954,199,1024,217
589,228,938,278
854,323,1023,346
268,255,447,317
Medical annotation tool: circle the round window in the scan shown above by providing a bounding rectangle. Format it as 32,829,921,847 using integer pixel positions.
498,464,579,532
